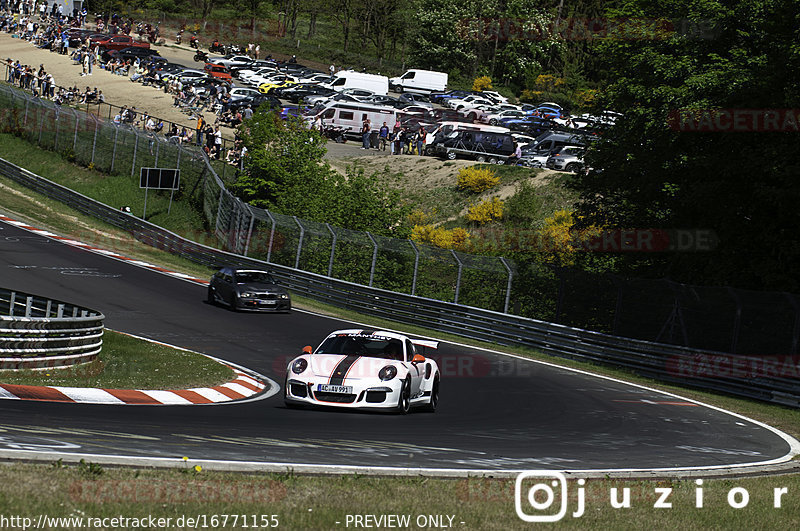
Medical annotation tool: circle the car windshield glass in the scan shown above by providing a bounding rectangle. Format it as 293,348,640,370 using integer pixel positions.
235,271,275,284
316,336,404,360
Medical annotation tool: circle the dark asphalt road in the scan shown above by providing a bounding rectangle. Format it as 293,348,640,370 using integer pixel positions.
0,220,794,472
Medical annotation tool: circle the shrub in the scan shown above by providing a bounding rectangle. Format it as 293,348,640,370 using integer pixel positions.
472,76,493,92
466,197,504,224
411,224,471,250
457,166,499,193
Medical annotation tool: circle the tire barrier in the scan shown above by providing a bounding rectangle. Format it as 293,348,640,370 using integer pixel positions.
0,287,104,370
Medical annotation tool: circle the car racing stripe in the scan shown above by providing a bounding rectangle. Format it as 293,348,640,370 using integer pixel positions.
329,355,360,386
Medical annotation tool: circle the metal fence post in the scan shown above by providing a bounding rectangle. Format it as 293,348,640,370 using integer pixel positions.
53,107,60,151
265,209,276,263
361,232,377,287
409,240,420,296
176,143,181,171
243,205,255,257
37,105,46,144
451,250,463,304
293,216,305,270
154,136,160,167
72,109,80,151
110,125,119,172
9,291,16,316
25,296,32,317
499,257,513,314
90,116,99,165
326,223,337,277
23,98,29,126
130,132,139,177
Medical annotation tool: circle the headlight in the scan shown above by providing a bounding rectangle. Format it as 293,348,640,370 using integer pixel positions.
280,294,289,299
291,359,308,374
378,366,397,381
240,292,253,298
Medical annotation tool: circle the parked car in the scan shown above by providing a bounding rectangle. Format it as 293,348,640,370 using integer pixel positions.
429,89,474,105
107,47,162,63
398,93,433,107
227,94,281,112
546,145,585,172
447,94,495,111
93,35,149,52
280,84,336,104
207,54,254,69
481,109,526,126
207,267,291,312
228,87,262,102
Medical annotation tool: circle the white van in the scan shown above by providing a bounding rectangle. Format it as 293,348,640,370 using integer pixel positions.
389,69,448,94
424,121,510,147
306,101,397,135
322,71,389,96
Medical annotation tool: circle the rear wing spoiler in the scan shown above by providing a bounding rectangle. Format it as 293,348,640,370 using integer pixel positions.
412,339,439,350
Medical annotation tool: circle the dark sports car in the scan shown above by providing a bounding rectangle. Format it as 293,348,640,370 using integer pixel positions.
207,267,291,312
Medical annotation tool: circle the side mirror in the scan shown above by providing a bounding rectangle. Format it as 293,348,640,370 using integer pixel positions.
412,354,426,364
302,345,312,354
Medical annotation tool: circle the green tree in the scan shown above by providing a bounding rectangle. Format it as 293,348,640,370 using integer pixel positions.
233,111,329,212
233,110,409,237
573,0,800,291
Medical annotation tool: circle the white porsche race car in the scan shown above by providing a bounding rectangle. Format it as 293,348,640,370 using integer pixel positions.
284,329,440,414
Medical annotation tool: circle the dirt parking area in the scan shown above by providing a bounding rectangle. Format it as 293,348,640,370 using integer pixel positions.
0,32,224,135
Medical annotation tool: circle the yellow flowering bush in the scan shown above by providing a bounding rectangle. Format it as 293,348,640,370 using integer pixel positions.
411,225,471,250
466,197,504,223
457,167,500,193
472,76,494,92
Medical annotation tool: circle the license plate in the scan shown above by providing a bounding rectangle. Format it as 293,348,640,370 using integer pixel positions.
317,384,353,394
257,300,277,305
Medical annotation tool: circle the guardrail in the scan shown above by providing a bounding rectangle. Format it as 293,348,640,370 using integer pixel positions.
0,158,798,407
0,287,104,370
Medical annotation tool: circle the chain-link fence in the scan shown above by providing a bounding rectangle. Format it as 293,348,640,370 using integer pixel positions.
2,81,799,357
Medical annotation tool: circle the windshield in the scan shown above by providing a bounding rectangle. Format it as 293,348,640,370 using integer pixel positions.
234,271,275,284
316,335,404,360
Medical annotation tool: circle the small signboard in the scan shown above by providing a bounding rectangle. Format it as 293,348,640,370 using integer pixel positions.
139,168,180,190
139,168,180,219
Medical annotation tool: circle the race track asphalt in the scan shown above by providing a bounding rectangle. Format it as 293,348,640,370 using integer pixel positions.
0,220,794,473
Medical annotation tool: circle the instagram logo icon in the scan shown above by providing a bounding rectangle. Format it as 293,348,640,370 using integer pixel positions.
515,471,585,522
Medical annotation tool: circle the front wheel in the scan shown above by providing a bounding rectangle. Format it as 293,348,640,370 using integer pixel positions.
446,151,456,160
396,378,411,414
488,157,498,164
476,155,486,163
207,286,216,305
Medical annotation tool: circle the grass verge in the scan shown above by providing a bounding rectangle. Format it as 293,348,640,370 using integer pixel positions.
0,463,797,529
0,330,234,390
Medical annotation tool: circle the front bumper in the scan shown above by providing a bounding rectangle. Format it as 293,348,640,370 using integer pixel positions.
235,297,291,312
285,377,402,409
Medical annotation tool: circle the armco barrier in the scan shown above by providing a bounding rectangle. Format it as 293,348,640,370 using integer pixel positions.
0,287,104,370
0,158,798,407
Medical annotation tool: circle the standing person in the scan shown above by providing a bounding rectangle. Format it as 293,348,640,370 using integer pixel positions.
81,52,88,76
378,122,389,151
329,63,335,76
416,126,426,156
195,114,205,146
398,127,407,154
213,125,222,158
254,44,260,60
361,117,371,149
